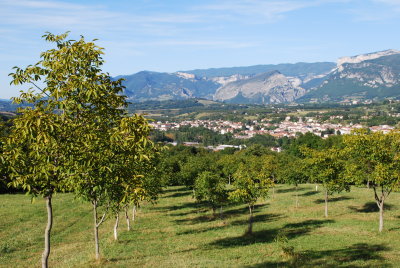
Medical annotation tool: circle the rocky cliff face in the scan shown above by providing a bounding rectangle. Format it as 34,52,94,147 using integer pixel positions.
300,50,400,102
214,71,306,104
337,49,400,71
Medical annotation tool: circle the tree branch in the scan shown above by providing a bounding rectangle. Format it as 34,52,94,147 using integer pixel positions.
96,205,109,227
30,81,50,98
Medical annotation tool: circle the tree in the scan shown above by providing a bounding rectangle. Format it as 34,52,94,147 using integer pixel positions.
344,129,400,232
106,116,156,240
179,152,217,189
4,31,97,267
194,171,228,218
6,32,154,262
277,154,308,207
229,156,274,235
217,154,240,185
3,109,69,268
302,147,349,217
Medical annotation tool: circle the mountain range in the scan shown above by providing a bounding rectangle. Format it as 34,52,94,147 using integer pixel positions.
116,49,400,104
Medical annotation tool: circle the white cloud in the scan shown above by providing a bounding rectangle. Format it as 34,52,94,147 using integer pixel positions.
0,0,199,34
196,0,353,23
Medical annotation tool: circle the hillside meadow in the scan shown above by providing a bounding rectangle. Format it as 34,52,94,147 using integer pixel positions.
1,184,400,267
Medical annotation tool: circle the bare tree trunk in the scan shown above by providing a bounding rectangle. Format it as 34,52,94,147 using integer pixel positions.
228,175,231,185
324,189,328,218
42,195,53,268
367,180,370,188
219,205,223,219
125,207,130,231
132,205,136,221
315,184,318,191
247,205,253,235
114,213,119,240
373,187,387,233
378,201,384,232
212,206,216,217
295,184,299,208
272,187,275,199
93,201,100,260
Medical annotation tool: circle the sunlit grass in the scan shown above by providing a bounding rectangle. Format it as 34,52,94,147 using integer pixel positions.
1,184,400,267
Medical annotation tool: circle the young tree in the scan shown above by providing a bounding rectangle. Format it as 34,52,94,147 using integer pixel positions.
179,153,216,189
7,32,154,261
302,147,349,217
3,109,69,268
194,171,228,218
277,154,308,208
229,156,274,235
217,154,240,185
344,129,400,232
106,116,155,240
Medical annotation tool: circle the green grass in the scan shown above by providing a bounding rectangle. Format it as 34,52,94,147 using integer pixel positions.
1,184,400,267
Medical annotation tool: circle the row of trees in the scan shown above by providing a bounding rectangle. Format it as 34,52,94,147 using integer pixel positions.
0,33,161,267
156,130,400,235
2,32,400,266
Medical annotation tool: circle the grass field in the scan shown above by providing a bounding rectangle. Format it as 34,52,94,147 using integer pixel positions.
1,184,400,267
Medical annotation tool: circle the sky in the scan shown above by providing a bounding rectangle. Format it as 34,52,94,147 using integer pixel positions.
1,0,400,99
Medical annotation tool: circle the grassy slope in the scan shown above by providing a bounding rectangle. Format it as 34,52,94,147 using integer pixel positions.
1,185,400,267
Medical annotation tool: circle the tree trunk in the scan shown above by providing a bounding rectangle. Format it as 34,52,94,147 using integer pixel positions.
379,201,384,232
212,206,216,217
114,213,119,240
315,184,318,191
247,205,253,235
42,195,53,268
93,202,100,260
373,187,386,233
324,189,328,218
219,205,223,219
125,207,130,231
228,175,231,185
295,184,299,208
132,205,136,221
272,187,275,199
367,181,370,188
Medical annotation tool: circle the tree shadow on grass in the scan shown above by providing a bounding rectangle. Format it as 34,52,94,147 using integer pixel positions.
177,224,228,235
209,219,334,249
154,201,205,212
349,202,394,213
170,207,209,217
276,187,307,194
174,214,217,225
299,191,319,197
164,191,191,198
314,196,352,204
223,204,267,218
230,213,285,226
247,243,390,268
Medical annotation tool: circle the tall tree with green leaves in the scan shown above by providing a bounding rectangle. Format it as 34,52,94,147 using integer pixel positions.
277,154,308,208
229,155,274,235
107,119,161,240
344,129,400,232
217,154,240,185
3,108,69,268
302,147,349,217
6,32,155,262
194,171,228,218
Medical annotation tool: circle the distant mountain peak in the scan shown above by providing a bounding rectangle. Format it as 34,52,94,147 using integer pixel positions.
337,49,400,68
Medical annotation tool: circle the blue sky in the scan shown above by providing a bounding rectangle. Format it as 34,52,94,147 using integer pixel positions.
1,0,400,98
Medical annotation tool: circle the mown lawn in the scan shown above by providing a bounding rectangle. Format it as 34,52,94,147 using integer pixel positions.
1,184,400,267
